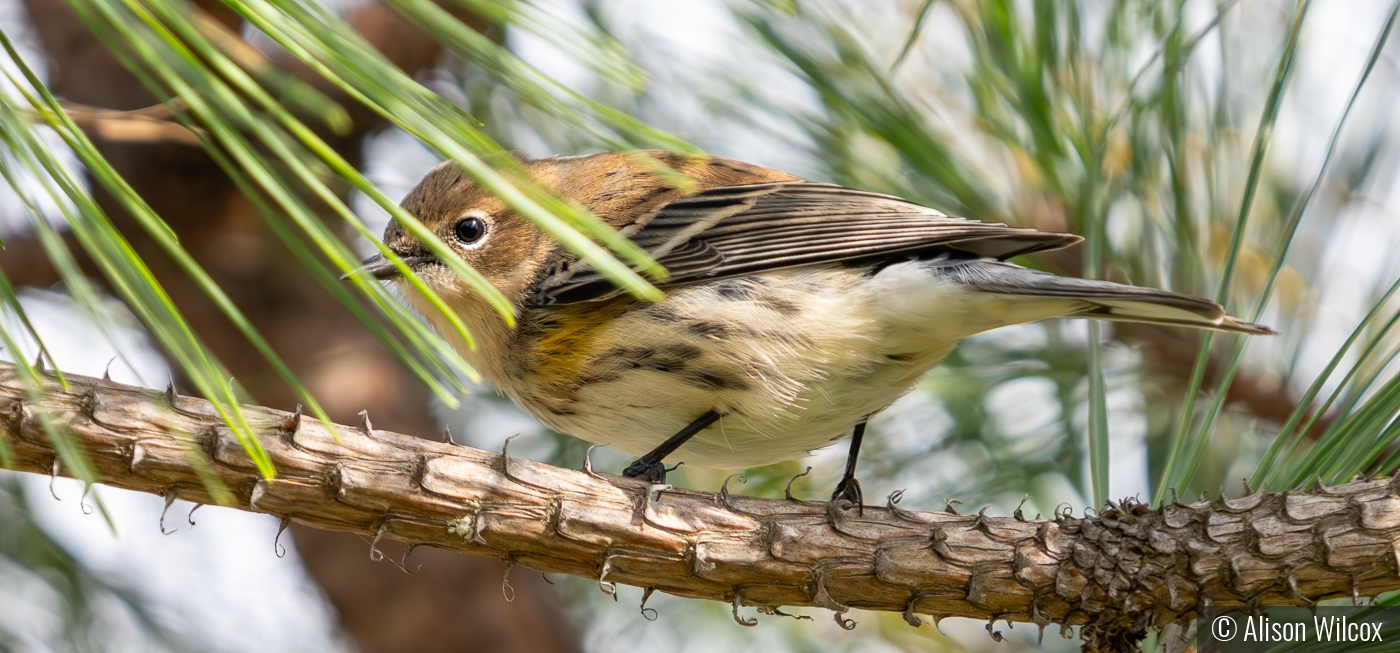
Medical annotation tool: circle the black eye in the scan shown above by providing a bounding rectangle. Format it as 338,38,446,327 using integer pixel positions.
453,217,487,244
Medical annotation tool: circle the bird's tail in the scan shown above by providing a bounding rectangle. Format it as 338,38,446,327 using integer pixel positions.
942,260,1276,336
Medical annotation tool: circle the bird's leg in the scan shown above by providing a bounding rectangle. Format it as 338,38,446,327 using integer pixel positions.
830,422,867,508
622,410,722,484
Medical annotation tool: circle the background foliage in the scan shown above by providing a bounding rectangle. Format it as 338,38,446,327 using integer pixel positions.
2,0,1400,651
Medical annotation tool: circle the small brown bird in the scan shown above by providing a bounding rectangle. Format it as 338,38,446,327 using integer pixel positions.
360,151,1272,506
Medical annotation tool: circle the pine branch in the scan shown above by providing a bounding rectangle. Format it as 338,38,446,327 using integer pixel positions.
3,364,1400,652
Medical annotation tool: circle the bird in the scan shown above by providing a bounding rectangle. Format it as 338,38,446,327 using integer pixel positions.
358,151,1273,507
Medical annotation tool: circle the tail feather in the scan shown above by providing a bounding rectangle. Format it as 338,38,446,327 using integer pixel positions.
942,260,1277,336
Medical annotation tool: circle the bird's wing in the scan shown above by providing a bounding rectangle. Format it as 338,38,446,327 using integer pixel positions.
530,182,1082,305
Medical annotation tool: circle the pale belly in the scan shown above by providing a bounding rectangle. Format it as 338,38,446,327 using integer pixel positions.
495,262,1077,469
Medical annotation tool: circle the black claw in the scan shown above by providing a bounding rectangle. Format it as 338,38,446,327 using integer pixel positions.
621,411,721,485
831,476,863,508
623,459,668,484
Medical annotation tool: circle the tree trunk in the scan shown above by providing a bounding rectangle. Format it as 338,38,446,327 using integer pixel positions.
4,365,1399,653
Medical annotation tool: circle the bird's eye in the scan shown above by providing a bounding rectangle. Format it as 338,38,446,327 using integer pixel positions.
453,217,487,245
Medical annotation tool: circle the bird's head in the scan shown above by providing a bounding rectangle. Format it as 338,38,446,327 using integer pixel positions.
362,159,551,321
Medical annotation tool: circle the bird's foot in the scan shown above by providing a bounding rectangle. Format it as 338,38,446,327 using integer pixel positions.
830,476,863,511
622,459,681,484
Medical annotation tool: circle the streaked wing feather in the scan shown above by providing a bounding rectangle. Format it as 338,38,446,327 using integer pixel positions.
532,182,1080,305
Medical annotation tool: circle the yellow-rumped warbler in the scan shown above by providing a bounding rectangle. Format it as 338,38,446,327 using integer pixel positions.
359,151,1272,505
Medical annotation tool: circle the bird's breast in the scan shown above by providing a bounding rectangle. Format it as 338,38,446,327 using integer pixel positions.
485,264,983,467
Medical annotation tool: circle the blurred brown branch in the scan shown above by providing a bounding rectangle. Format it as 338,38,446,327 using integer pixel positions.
45,101,205,145
1118,322,1330,434
6,365,1400,653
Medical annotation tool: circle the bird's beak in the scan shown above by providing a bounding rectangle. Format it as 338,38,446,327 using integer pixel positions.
343,253,427,281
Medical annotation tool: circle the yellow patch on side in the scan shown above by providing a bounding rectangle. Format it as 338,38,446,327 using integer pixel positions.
527,298,637,392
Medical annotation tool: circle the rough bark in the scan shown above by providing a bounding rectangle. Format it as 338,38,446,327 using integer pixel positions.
5,365,1400,653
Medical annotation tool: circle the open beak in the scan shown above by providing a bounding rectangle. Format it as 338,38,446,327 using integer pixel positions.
343,253,429,281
